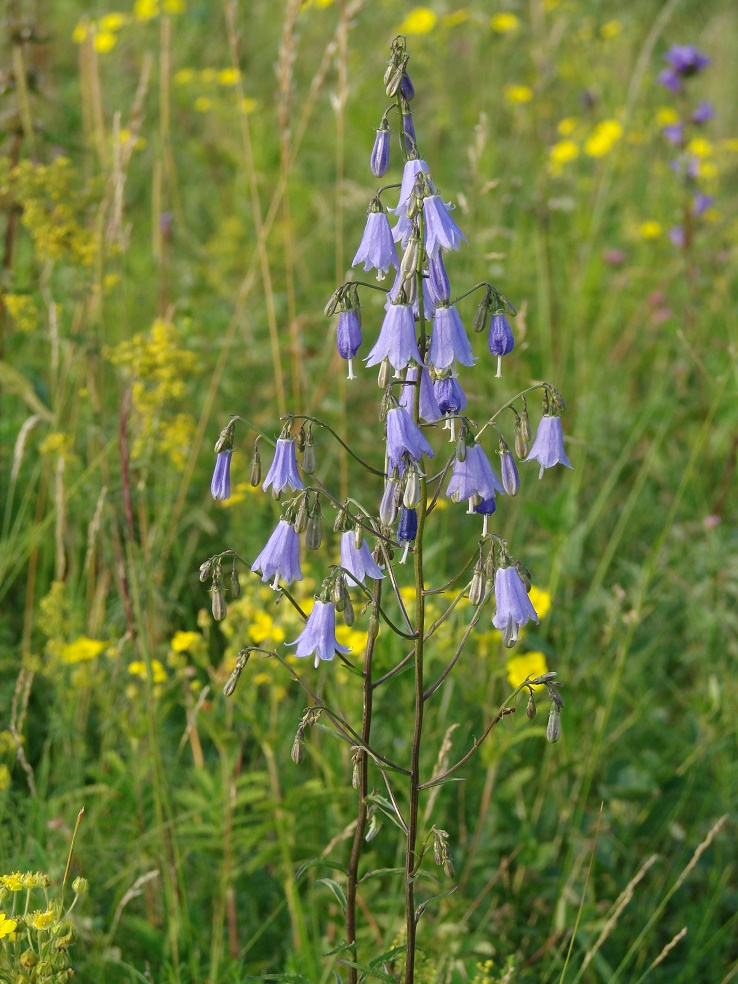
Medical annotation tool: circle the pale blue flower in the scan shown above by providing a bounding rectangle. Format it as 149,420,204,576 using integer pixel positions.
523,414,573,478
429,305,474,369
391,159,431,216
371,120,391,177
446,444,503,504
492,566,539,646
352,209,398,278
399,366,442,423
386,406,434,471
211,451,232,501
422,195,467,258
365,303,422,371
340,531,384,584
251,519,302,587
287,600,350,668
427,252,450,305
263,438,304,494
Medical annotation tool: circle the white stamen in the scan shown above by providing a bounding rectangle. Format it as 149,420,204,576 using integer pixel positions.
467,498,474,515
400,542,411,564
483,515,489,536
347,358,356,380
271,574,280,590
449,418,457,442
496,356,502,378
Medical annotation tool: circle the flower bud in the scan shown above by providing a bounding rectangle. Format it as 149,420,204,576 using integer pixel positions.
368,614,380,640
400,71,415,101
473,290,492,333
333,507,349,534
378,358,392,389
249,444,261,487
302,442,316,475
291,734,304,765
468,566,485,607
379,478,399,526
306,498,322,550
546,704,561,743
370,117,391,177
294,494,309,534
20,949,38,969
526,693,537,719
211,581,227,621
500,447,520,496
342,591,355,627
403,468,421,509
520,406,531,442
72,876,88,895
332,576,346,611
455,434,467,463
400,234,420,282
385,64,405,98
199,560,212,583
230,559,241,599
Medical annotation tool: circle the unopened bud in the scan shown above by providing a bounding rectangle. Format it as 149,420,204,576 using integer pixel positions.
473,291,491,333
368,614,380,640
546,704,561,743
199,560,212,583
294,495,309,534
306,499,322,550
211,582,227,621
332,576,346,611
403,468,421,509
72,876,88,895
333,507,349,534
455,434,467,463
500,448,520,496
20,949,38,969
378,358,392,389
468,567,485,607
302,442,316,475
230,559,241,599
351,747,361,788
520,406,531,442
400,235,420,282
353,524,363,550
526,693,537,719
379,479,399,526
385,64,405,98
249,444,261,486
342,591,355,627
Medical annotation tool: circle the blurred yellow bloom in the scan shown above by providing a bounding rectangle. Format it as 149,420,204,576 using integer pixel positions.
217,68,239,86
134,0,159,19
557,117,577,136
170,631,200,653
61,636,107,664
600,19,622,39
72,21,89,43
94,30,117,52
687,137,712,159
336,626,369,651
584,119,622,157
398,7,438,35
0,913,17,938
490,12,519,33
100,13,129,30
241,97,258,114
163,0,186,10
129,659,168,683
38,432,74,459
174,68,195,85
250,611,286,645
548,139,579,174
194,97,212,113
1,873,23,892
700,161,717,179
253,671,271,686
0,765,10,792
528,586,551,620
506,650,548,689
504,84,533,105
639,221,662,240
31,910,54,930
442,10,469,27
656,106,679,127
200,67,217,83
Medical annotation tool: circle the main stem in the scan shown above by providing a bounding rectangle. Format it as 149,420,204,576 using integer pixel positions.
346,579,381,983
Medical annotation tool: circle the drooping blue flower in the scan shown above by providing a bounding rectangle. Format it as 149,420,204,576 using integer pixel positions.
446,444,504,504
352,209,398,279
662,122,685,145
398,505,418,542
664,44,710,77
370,120,391,177
488,313,515,377
434,376,467,416
251,519,302,587
340,531,384,584
422,195,467,258
336,309,362,379
523,414,573,479
385,406,434,471
692,100,715,124
263,438,304,494
391,159,431,215
427,252,450,306
669,225,685,247
693,192,713,216
392,210,413,249
287,600,351,668
211,450,233,501
492,566,539,646
500,448,520,496
365,303,422,371
399,366,442,423
473,494,496,535
429,305,474,369
400,71,415,101
402,108,416,155
387,267,434,321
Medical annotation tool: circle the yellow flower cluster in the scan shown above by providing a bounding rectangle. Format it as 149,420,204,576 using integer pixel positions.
129,659,168,683
504,84,533,105
584,119,623,157
2,293,38,333
106,318,198,467
60,637,108,664
491,13,520,33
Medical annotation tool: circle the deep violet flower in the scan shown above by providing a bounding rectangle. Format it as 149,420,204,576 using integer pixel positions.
385,406,434,471
211,450,233,501
429,304,474,369
427,252,450,305
692,100,715,124
664,44,710,76
370,119,391,177
263,438,304,494
662,122,685,146
397,506,417,563
287,600,350,668
402,108,416,155
488,313,515,377
340,531,384,584
446,443,503,506
434,376,467,416
365,303,422,371
400,71,415,101
337,309,362,379
391,159,431,216
422,195,467,258
352,208,398,279
399,366,442,423
523,414,573,478
251,519,302,587
492,566,539,647
473,495,496,535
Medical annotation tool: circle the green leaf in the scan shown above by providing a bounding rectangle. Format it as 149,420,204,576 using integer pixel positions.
294,857,347,883
317,877,347,914
365,792,406,831
415,885,457,922
358,866,405,885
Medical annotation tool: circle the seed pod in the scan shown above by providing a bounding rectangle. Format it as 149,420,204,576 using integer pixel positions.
546,704,561,743
353,524,363,550
403,468,421,509
468,567,485,607
211,582,227,621
306,499,322,550
378,358,392,389
526,693,537,719
294,494,309,534
455,434,467,463
368,614,380,640
199,560,212,583
342,591,355,627
230,559,241,599
249,445,261,487
302,441,317,475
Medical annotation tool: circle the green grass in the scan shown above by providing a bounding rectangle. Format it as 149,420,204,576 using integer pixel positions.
1,0,738,982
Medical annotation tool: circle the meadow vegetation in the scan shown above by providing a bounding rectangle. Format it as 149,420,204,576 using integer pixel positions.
1,1,737,981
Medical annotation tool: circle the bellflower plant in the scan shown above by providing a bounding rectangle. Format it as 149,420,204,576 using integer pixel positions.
202,35,572,984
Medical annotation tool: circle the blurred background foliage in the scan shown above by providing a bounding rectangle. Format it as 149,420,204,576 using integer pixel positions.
1,0,737,981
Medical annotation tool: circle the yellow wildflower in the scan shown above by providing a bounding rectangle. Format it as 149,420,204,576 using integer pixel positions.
0,766,10,792
442,10,469,27
506,650,548,689
249,611,285,645
174,68,195,85
31,910,54,931
1,873,23,892
638,221,662,240
241,97,258,114
557,117,577,136
548,139,579,174
61,636,107,664
128,659,168,683
72,21,90,43
94,30,117,51
194,97,212,113
0,913,17,938
200,67,217,83
686,137,712,159
491,12,519,33
504,84,533,105
163,0,185,10
700,161,717,179
253,671,271,686
2,294,38,333
656,106,679,127
217,68,239,86
38,432,74,459
584,119,623,157
398,7,437,35
133,0,159,20
170,631,200,653
335,626,368,651
100,13,129,30
600,19,622,39
20,872,49,888
528,586,551,620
